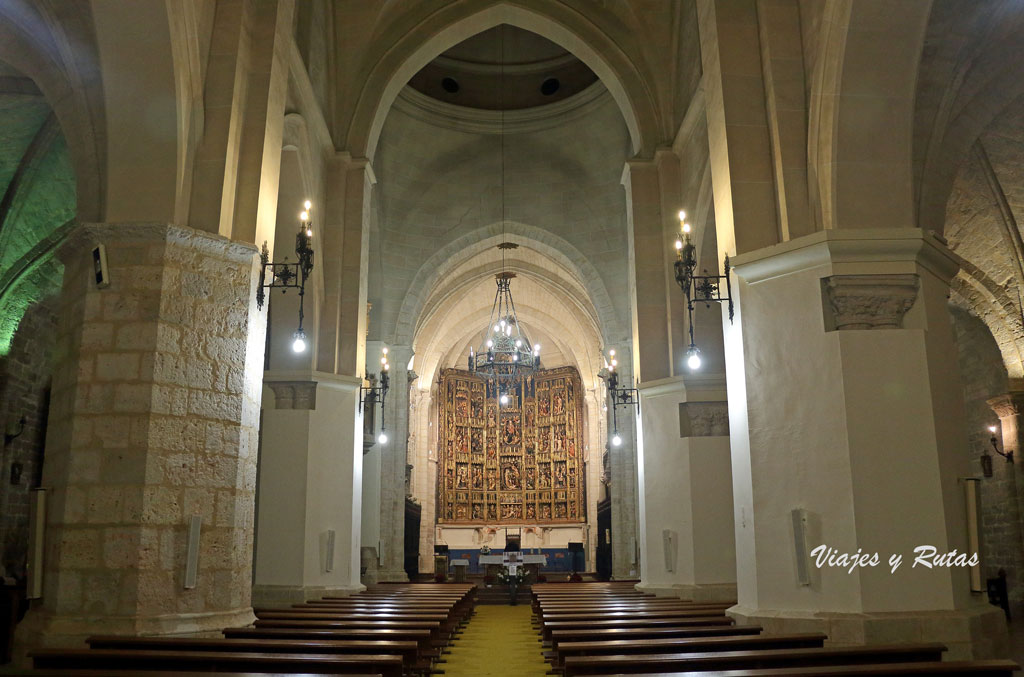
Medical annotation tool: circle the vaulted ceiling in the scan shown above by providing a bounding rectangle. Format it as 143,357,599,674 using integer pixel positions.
0,59,76,355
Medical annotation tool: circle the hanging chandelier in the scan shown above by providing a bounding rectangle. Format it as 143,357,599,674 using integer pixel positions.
466,26,540,402
469,256,540,402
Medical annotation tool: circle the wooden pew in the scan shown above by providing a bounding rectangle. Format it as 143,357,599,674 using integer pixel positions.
549,624,762,650
550,632,827,667
541,616,735,641
560,643,947,676
251,619,448,645
579,661,1023,676
223,626,436,659
30,648,404,676
85,635,421,672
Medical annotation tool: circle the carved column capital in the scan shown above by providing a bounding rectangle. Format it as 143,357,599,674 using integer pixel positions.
266,381,317,410
987,393,1024,420
679,401,730,437
821,274,920,330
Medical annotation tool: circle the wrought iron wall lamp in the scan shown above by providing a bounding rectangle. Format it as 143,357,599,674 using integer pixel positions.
257,201,315,353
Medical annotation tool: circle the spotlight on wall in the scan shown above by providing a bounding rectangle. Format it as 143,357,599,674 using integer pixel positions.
981,424,1013,478
257,201,316,354
673,209,733,371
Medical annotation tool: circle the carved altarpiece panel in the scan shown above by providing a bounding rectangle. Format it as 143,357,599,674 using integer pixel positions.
437,366,585,525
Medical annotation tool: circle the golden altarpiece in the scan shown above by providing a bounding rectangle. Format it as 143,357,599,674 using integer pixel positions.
437,366,585,525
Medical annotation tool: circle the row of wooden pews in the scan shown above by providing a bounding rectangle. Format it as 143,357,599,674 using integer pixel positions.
532,581,1021,676
21,583,475,676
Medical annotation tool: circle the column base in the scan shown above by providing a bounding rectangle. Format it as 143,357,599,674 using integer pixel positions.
728,604,1009,660
374,569,410,583
251,583,367,607
636,582,737,603
13,606,256,665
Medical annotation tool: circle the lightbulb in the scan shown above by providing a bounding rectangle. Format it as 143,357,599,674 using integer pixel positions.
989,425,998,434
384,363,390,371
382,347,388,355
500,394,509,405
513,354,518,361
500,320,506,328
493,324,500,332
678,210,686,221
686,345,702,370
533,343,540,351
675,239,683,250
378,431,388,445
382,357,388,364
682,222,691,234
611,433,622,447
306,228,312,237
292,330,307,353
515,339,522,347
304,200,312,210
611,359,617,366
487,340,493,348
300,210,309,221
609,349,615,357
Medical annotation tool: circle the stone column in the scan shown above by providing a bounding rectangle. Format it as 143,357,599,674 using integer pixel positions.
985,392,1024,593
252,154,372,602
636,375,736,602
605,354,640,580
725,228,1007,659
15,223,263,651
374,344,412,581
410,388,437,574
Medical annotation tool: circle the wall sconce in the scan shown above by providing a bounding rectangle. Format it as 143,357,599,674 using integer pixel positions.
361,347,390,445
257,201,315,353
673,210,733,370
599,349,638,447
981,424,1013,477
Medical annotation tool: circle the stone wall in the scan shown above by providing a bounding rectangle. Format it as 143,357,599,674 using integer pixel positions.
951,304,1023,611
0,299,57,579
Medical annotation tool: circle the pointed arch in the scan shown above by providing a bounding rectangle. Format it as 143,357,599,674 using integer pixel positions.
344,1,661,162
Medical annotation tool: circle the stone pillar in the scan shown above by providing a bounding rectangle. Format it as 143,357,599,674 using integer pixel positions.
725,228,1008,659
253,373,365,606
374,344,412,581
15,223,263,651
605,354,640,580
985,392,1024,595
636,375,736,602
252,153,372,602
410,388,437,574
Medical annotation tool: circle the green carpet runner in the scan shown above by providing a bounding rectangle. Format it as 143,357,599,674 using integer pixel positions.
441,604,549,676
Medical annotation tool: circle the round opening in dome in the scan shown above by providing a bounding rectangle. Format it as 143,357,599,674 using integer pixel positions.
441,77,460,93
540,78,560,96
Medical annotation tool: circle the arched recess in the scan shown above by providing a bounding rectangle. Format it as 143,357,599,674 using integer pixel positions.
807,1,932,231
344,1,661,162
394,221,624,349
